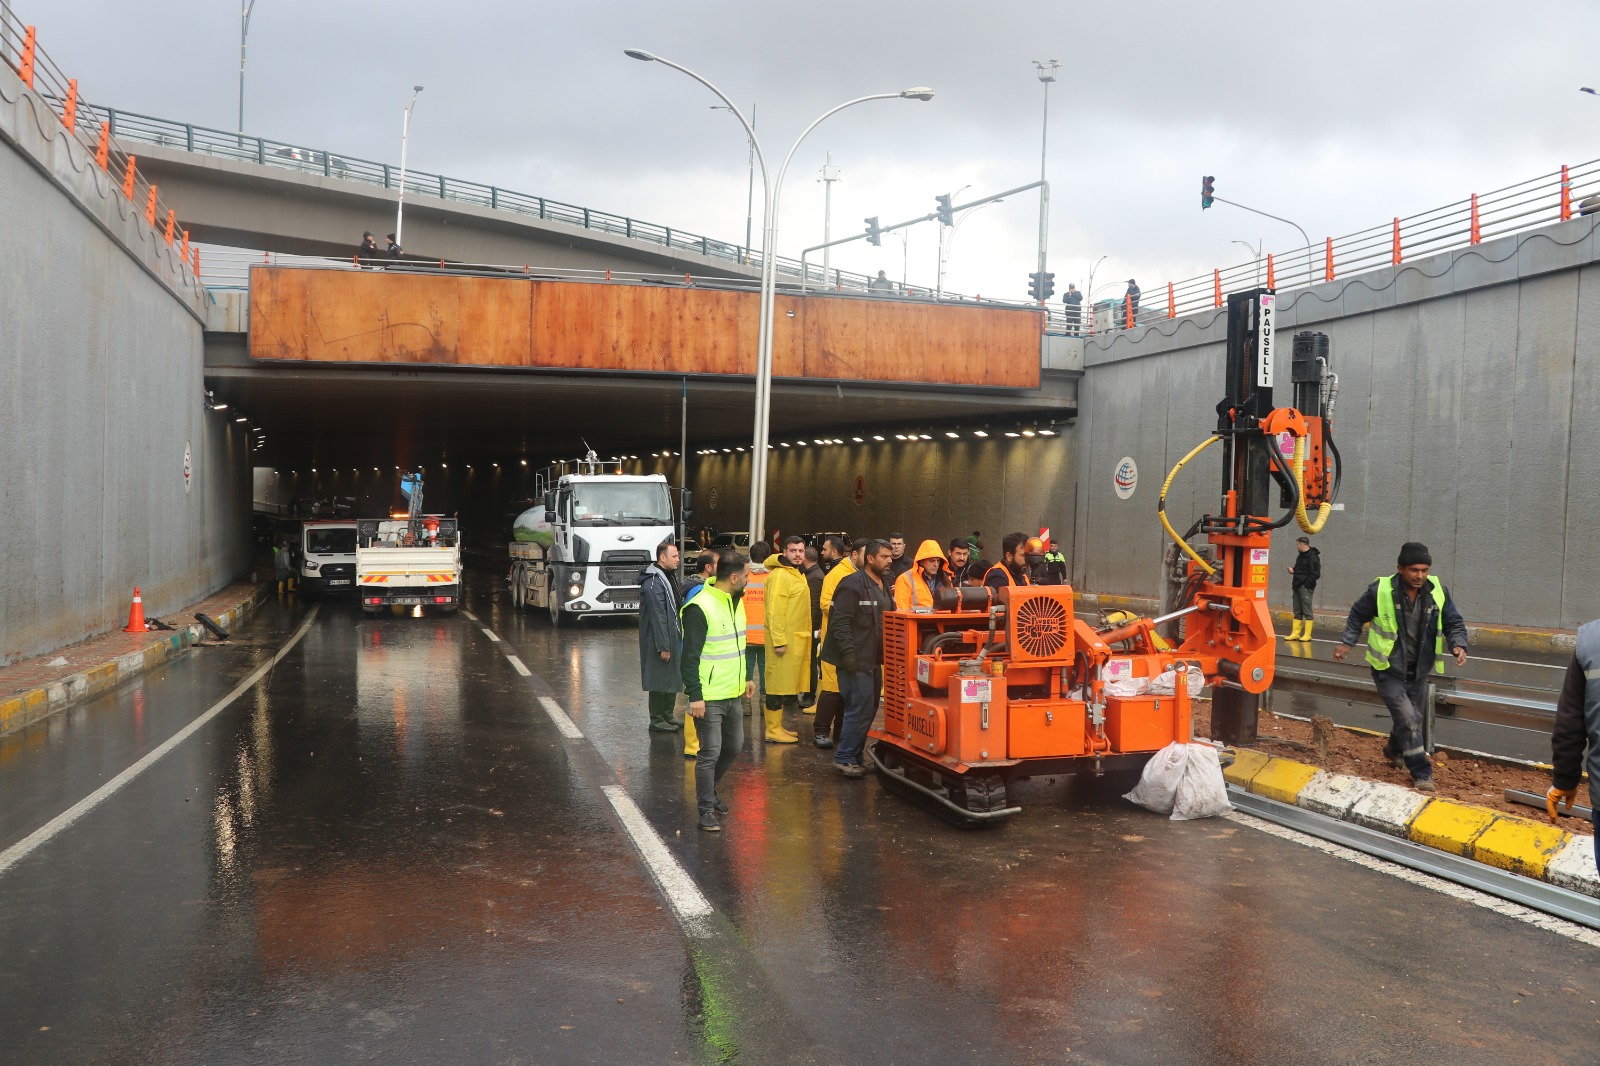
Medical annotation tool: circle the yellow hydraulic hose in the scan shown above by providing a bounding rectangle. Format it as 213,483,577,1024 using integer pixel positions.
1158,436,1220,577
1293,435,1332,534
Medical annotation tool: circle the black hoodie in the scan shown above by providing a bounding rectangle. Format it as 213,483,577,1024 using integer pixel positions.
1291,546,1321,590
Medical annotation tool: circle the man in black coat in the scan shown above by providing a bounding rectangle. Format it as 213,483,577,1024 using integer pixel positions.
639,539,683,732
1285,536,1321,641
820,538,895,777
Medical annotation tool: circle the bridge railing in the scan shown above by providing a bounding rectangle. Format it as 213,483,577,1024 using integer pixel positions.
1,13,199,280
73,102,898,293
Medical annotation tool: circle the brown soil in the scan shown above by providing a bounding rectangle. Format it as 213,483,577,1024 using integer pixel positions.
1190,699,1592,837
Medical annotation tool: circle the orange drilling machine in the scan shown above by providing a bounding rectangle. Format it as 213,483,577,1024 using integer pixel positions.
868,290,1341,823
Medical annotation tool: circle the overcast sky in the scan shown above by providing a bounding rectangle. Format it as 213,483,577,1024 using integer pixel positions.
30,0,1600,301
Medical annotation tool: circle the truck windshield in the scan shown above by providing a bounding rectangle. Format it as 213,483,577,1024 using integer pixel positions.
306,529,357,555
570,482,673,525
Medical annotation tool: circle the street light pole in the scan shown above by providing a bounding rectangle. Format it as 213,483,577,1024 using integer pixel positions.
820,151,841,287
238,0,257,138
625,49,931,543
1032,60,1058,303
712,103,758,264
936,183,971,300
395,85,423,248
1233,238,1263,287
1086,253,1108,323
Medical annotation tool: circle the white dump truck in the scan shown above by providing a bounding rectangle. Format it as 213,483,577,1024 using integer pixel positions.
507,456,677,626
356,515,463,614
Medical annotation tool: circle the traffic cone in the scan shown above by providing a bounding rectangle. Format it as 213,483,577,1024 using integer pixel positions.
123,586,147,632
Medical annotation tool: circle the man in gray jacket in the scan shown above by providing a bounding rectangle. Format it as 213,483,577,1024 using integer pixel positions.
1548,619,1600,869
639,539,682,732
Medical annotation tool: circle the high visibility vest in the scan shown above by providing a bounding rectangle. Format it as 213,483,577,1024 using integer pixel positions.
1365,574,1446,674
682,583,747,701
744,568,767,646
985,562,1031,587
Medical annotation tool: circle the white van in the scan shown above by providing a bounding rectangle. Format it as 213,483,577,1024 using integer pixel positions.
300,520,359,596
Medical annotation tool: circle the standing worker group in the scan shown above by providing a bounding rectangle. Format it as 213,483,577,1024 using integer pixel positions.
1333,542,1468,791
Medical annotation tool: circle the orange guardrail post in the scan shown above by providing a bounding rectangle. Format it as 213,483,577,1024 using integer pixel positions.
180,229,190,261
1166,282,1175,318
1392,217,1402,264
19,26,35,88
1324,237,1335,282
121,155,137,199
193,246,201,277
164,210,176,245
145,185,158,225
95,121,110,169
1212,269,1222,308
1470,193,1481,243
63,78,78,134
1266,253,1276,289
1560,164,1572,221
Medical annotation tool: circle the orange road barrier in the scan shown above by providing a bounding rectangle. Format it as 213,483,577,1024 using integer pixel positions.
1324,237,1335,282
123,586,147,633
1560,164,1572,221
1166,281,1175,319
94,121,109,169
145,184,158,225
192,246,200,277
19,25,35,88
63,78,77,134
1470,193,1481,243
164,210,176,245
1392,217,1402,264
1266,253,1276,288
1212,269,1222,308
180,229,189,261
121,155,137,199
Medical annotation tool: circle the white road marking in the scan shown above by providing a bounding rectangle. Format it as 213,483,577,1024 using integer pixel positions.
601,784,714,936
0,606,322,879
480,628,501,642
1225,809,1600,947
505,654,532,677
461,609,478,622
537,696,585,740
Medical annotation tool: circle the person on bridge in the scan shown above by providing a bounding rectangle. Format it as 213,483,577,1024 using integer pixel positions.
1286,536,1321,641
1548,617,1600,869
894,539,951,611
887,534,912,584
821,539,895,778
355,231,379,267
763,536,811,743
1333,542,1469,792
1063,283,1083,336
681,551,756,832
813,536,859,749
985,533,1034,591
386,233,403,260
1124,279,1141,325
639,539,682,734
869,270,894,293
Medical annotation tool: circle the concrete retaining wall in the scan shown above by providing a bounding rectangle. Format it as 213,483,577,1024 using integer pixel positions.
0,66,250,664
1073,216,1600,631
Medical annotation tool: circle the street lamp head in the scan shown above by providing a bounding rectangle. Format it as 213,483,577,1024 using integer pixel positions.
624,49,658,62
900,87,935,101
1583,87,1599,95
413,85,424,94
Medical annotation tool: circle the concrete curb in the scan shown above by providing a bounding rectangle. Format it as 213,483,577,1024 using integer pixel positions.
1078,591,1576,658
0,583,273,737
1223,752,1599,901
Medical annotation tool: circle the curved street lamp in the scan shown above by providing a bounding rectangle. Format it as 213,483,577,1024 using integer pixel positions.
625,48,932,541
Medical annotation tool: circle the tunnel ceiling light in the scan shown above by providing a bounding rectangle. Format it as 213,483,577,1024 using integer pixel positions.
1004,431,1020,438
1022,429,1037,437
779,442,791,448
722,448,732,453
872,434,885,441
1040,428,1056,437
973,429,989,438
945,431,959,439
894,434,907,441
918,434,933,441
234,416,247,423
520,460,528,466
851,436,864,443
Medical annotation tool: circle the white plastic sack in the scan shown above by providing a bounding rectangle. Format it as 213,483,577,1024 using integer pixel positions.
1104,675,1151,698
1170,744,1232,820
1147,665,1205,698
1123,742,1189,814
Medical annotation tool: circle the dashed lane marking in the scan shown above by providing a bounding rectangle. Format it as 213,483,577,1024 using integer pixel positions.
0,606,322,880
505,654,532,677
480,628,501,642
1226,809,1600,948
601,784,714,937
460,609,478,622
537,696,585,740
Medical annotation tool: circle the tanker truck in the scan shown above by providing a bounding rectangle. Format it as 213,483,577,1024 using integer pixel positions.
507,455,676,627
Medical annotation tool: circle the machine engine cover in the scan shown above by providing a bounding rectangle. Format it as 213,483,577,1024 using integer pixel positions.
1007,588,1076,663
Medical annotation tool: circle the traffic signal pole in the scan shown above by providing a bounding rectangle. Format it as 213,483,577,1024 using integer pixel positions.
1206,185,1314,290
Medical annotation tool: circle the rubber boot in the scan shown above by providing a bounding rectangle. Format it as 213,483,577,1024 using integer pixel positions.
684,716,700,758
763,709,799,744
1297,619,1313,641
1286,619,1303,641
277,579,285,595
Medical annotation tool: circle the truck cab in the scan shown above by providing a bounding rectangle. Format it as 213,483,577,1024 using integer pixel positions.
299,520,358,596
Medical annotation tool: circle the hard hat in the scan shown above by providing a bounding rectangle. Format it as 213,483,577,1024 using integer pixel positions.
1025,537,1045,555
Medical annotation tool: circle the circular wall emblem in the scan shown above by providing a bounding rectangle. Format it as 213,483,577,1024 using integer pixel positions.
1113,456,1138,500
709,487,720,511
183,441,193,494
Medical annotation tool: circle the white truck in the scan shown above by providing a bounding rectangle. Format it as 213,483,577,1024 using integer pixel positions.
507,457,676,626
298,519,359,596
355,516,463,614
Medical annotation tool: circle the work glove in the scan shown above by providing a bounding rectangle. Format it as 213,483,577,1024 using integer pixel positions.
1547,786,1578,824
842,656,859,676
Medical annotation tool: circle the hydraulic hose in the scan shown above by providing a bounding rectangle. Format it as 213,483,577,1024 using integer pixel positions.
1159,436,1220,577
1292,435,1332,534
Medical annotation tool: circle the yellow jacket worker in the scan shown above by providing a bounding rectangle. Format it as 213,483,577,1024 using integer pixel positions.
762,536,812,743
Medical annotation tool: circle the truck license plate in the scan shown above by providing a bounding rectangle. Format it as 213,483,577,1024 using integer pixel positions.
329,579,352,586
392,597,422,605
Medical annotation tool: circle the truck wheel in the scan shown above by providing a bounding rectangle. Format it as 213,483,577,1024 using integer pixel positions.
508,569,522,610
547,580,562,628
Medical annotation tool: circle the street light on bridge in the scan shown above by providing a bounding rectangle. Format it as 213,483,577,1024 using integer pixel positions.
395,85,424,248
623,47,932,543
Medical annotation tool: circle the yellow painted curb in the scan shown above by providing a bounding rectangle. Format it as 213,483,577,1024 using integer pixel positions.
1472,814,1572,879
1223,747,1271,788
1408,800,1499,857
0,696,22,732
1251,757,1322,804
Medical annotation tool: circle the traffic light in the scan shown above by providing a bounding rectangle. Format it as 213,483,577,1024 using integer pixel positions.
1202,175,1215,209
1027,271,1055,301
864,216,882,246
935,193,954,226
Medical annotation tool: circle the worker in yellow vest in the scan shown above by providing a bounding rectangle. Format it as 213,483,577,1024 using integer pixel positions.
680,551,755,832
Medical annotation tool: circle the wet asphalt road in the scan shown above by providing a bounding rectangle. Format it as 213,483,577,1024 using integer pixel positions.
2,568,1598,1065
